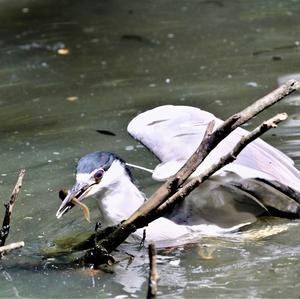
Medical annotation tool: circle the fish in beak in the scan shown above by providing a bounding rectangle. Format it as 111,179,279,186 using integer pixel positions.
56,182,95,222
56,166,106,222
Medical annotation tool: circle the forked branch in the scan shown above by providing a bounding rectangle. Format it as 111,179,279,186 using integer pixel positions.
153,113,288,217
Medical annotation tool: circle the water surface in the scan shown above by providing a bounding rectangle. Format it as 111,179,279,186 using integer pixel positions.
1,0,300,298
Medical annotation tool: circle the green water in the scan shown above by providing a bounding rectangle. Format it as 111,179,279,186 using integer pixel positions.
1,0,300,298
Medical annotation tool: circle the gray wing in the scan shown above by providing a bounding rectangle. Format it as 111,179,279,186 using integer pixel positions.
164,176,300,228
127,105,300,191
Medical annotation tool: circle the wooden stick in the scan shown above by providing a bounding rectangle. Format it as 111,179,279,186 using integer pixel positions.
147,242,158,299
0,241,24,255
0,169,26,247
153,113,288,217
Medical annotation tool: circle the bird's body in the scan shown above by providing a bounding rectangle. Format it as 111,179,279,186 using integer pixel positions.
56,105,300,242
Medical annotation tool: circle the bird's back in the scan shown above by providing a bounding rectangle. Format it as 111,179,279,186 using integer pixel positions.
128,105,300,191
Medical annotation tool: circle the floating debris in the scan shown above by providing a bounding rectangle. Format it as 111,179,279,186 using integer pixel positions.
22,7,30,13
125,145,134,151
96,130,116,136
120,34,158,46
121,34,151,44
246,81,258,88
66,96,78,102
121,34,145,42
253,41,299,56
57,48,70,55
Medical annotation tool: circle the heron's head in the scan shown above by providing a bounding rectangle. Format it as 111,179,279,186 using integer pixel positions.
56,151,132,219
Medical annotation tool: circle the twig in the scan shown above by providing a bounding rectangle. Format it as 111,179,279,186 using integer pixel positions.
0,241,25,255
154,113,288,216
0,169,26,247
147,242,158,299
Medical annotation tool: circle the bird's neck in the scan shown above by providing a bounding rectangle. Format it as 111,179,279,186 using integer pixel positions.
96,164,145,225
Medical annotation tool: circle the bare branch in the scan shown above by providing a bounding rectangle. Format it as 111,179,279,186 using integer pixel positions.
0,169,26,247
154,113,288,216
0,241,25,255
147,242,158,299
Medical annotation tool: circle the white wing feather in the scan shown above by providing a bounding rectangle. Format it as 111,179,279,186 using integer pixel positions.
127,105,300,191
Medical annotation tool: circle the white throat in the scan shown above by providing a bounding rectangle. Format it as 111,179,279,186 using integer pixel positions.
92,160,145,225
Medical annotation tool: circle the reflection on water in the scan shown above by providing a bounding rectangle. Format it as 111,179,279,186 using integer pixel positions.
1,0,300,298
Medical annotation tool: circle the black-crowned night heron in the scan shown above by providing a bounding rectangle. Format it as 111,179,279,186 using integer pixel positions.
56,105,300,241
